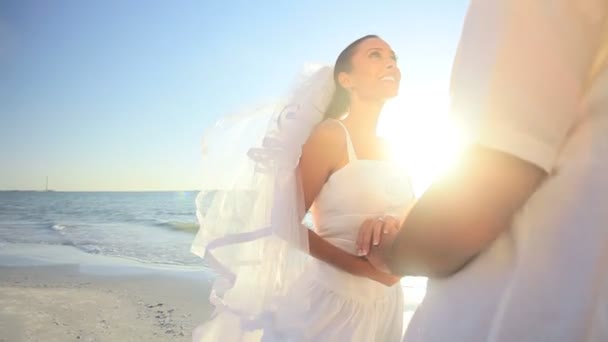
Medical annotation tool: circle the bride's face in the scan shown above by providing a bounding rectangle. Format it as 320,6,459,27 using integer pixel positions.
338,38,401,102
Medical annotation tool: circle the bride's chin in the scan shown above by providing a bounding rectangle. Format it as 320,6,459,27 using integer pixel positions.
381,86,400,100
384,91,399,100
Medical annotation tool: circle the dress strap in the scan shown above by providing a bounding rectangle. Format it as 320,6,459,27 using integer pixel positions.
332,119,358,161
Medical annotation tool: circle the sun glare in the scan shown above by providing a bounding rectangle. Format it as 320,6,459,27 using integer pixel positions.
379,92,469,197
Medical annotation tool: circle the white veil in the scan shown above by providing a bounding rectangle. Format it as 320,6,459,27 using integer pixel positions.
191,65,335,340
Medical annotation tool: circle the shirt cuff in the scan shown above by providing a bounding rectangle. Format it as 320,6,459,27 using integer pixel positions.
474,124,557,173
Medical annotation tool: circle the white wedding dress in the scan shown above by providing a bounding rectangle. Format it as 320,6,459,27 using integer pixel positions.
192,66,417,341
259,120,415,341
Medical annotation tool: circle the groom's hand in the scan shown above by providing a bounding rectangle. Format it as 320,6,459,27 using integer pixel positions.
356,215,400,256
367,226,399,273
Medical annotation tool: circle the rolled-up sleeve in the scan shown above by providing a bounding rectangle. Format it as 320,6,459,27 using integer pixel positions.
451,0,607,172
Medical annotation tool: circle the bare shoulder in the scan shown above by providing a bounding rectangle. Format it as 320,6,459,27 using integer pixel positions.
302,119,347,163
306,119,347,147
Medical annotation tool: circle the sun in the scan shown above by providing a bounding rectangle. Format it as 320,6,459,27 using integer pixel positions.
378,93,469,197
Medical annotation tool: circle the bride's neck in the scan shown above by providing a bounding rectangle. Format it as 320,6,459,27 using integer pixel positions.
343,97,384,137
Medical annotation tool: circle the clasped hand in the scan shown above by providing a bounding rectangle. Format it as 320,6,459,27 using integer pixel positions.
356,215,400,275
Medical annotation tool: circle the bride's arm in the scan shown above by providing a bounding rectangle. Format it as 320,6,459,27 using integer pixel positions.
299,121,398,285
307,230,396,284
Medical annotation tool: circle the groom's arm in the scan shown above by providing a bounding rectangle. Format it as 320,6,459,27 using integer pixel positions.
386,0,606,277
387,146,544,277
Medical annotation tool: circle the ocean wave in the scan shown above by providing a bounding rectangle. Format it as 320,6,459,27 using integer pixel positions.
154,221,199,233
78,244,102,254
51,224,67,231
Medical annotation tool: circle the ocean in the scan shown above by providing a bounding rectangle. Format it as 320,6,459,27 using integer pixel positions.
0,191,203,267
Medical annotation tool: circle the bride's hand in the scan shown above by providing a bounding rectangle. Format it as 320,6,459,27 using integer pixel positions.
356,215,401,256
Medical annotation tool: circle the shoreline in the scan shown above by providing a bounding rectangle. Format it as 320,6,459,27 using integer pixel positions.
0,242,206,276
0,243,214,342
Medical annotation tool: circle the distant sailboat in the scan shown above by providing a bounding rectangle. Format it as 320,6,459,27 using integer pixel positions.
45,176,55,192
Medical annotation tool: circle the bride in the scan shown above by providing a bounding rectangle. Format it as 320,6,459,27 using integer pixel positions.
192,35,415,341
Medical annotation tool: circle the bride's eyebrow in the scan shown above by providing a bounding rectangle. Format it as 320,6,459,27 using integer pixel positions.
366,48,396,56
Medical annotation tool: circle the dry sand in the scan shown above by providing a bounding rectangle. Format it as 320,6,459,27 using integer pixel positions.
0,247,214,342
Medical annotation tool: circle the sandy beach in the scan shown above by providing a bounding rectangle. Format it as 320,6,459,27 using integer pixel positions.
0,244,214,342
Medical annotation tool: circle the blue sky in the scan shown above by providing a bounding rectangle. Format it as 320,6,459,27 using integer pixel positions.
0,0,468,191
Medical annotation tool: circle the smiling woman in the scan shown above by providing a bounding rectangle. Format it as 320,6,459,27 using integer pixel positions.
191,35,418,342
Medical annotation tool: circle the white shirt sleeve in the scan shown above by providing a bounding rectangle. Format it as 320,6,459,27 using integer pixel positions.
450,0,607,172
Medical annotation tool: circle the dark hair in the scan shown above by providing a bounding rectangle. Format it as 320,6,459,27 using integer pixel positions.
324,34,380,119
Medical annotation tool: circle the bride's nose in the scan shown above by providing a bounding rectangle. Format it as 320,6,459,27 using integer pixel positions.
385,59,395,69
